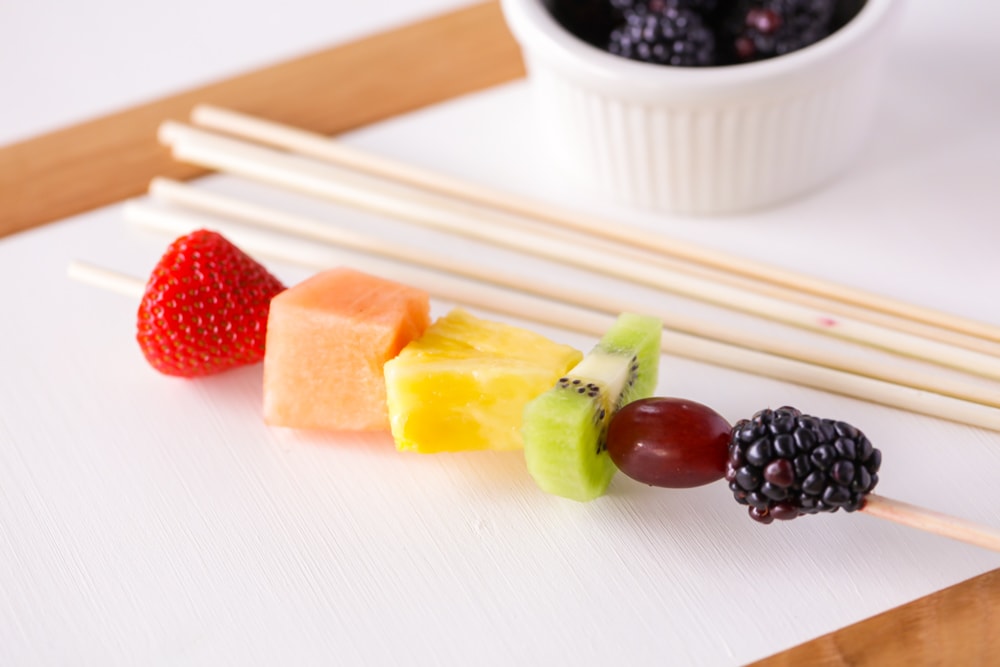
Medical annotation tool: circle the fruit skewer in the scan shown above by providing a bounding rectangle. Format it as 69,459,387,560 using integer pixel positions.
123,191,1000,429
185,105,1000,350
67,250,1000,554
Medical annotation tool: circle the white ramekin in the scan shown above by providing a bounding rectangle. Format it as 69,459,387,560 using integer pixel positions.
500,0,904,215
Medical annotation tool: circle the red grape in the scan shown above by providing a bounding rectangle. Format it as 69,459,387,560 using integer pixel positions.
606,397,731,488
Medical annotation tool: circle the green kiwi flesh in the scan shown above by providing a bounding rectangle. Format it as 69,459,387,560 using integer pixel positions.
522,312,662,501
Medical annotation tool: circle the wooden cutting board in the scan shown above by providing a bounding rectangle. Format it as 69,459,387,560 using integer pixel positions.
1,2,997,663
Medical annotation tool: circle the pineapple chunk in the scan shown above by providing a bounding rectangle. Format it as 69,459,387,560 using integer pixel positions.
384,308,582,453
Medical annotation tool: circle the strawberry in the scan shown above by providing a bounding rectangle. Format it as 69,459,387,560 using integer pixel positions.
136,229,286,377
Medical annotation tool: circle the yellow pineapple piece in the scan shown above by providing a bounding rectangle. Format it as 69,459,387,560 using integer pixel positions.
384,308,582,453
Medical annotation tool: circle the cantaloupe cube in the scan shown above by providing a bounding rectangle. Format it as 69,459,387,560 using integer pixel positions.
263,267,430,431
384,308,583,452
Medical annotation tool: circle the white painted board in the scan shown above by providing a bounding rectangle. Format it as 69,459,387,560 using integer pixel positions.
2,1,1000,665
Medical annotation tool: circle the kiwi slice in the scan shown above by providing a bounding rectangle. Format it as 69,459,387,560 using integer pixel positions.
522,313,662,501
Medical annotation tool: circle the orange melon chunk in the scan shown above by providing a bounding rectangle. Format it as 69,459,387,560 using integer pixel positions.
263,267,431,431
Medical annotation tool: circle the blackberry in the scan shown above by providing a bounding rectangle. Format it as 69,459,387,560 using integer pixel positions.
608,4,717,67
724,0,837,63
725,406,881,524
611,0,719,12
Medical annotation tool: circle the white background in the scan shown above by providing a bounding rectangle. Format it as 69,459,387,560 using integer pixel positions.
2,1,1000,665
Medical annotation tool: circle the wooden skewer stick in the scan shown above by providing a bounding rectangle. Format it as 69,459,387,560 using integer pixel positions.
63,256,1000,555
191,107,1000,361
861,495,1000,553
157,122,1000,383
123,199,1000,434
67,260,144,299
189,104,1000,346
139,180,1000,411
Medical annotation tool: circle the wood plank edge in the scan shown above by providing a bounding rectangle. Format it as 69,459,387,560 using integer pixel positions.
0,0,524,238
751,567,1000,665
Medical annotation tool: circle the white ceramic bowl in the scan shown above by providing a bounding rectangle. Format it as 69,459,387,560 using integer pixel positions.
500,0,904,215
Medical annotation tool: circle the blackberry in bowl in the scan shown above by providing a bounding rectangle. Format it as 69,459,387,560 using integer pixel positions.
499,0,902,214
606,4,717,67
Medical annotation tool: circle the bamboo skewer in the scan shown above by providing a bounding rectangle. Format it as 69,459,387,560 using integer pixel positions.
122,201,1000,433
189,104,1000,345
135,180,1000,411
157,122,1000,383
177,112,1000,359
67,261,144,299
861,495,1000,553
601,246,1000,359
66,258,1000,555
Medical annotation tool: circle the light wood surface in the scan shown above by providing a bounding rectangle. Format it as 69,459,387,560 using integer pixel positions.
752,568,1000,666
0,1,524,238
2,1,997,663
